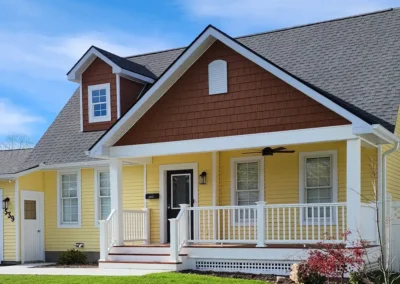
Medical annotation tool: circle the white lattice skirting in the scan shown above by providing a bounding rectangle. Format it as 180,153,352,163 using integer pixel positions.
195,259,294,275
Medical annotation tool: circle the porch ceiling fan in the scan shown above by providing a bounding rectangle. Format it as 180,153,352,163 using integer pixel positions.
242,147,295,156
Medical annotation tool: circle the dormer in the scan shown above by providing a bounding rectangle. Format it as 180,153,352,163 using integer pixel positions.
67,46,156,132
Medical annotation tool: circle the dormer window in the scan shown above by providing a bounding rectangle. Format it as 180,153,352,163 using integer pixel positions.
208,59,228,95
88,83,111,123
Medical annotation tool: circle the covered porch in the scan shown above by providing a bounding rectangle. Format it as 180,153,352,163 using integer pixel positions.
99,130,380,263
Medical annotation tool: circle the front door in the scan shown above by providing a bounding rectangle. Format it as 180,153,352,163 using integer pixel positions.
21,191,44,263
166,170,193,242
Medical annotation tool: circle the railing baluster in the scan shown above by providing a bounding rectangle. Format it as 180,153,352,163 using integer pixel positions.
342,205,345,240
283,207,286,240
295,207,298,241
277,207,280,240
207,209,210,240
272,208,275,240
228,209,231,241
223,209,225,242
289,207,291,241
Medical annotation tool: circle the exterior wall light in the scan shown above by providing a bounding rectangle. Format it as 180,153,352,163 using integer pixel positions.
3,197,14,222
199,171,207,185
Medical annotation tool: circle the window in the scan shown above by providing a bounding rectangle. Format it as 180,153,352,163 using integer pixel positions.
58,171,81,228
88,83,111,123
208,60,228,95
95,170,111,225
299,151,338,221
231,157,264,221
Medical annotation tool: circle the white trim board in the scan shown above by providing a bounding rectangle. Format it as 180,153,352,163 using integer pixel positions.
20,190,45,264
89,25,377,158
14,180,19,262
159,162,198,243
109,125,356,158
67,47,155,84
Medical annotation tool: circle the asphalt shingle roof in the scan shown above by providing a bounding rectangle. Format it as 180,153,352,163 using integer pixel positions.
4,8,400,174
94,46,157,79
0,149,33,175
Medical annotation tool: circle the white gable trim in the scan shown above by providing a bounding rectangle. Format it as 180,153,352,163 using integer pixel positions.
89,26,375,158
67,47,155,84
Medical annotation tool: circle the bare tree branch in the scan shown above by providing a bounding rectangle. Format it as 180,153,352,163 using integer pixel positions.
0,134,33,150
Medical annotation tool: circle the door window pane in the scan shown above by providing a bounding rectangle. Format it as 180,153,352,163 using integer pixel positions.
24,200,36,220
171,174,191,209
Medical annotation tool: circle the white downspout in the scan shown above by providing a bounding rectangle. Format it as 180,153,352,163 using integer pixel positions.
381,141,399,268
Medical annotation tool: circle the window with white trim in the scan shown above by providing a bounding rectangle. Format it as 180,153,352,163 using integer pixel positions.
236,162,260,206
231,157,264,221
208,60,228,95
88,83,111,123
58,172,80,227
96,171,111,223
300,151,337,220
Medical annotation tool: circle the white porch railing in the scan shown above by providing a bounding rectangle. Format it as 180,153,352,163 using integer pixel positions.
99,209,117,261
169,204,189,262
123,209,150,243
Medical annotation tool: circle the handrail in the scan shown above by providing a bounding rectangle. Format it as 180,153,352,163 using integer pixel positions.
99,209,117,261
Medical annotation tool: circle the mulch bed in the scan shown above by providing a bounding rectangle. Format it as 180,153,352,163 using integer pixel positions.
180,270,292,283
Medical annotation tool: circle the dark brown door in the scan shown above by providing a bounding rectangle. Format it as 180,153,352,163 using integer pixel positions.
166,169,193,242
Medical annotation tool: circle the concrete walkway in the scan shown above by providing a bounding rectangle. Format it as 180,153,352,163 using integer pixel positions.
0,263,166,276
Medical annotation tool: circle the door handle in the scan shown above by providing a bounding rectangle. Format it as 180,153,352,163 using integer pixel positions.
37,230,41,233
167,205,171,209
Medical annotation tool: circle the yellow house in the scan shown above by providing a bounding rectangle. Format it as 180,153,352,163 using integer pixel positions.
1,9,400,275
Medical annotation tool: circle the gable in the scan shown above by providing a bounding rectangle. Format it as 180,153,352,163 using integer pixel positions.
82,57,118,132
115,41,349,146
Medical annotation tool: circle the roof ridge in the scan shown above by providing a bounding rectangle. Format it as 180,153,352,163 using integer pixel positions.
125,8,394,60
126,46,186,59
235,8,394,39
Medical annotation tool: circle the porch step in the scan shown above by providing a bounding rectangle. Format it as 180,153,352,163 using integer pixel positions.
108,253,187,262
99,260,183,270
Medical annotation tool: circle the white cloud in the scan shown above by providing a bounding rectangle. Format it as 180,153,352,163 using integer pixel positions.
0,99,44,136
177,0,395,33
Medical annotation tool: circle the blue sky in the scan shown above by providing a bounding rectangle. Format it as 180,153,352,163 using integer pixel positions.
0,0,397,144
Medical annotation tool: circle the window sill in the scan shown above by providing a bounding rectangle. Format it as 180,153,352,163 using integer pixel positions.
89,116,111,123
57,223,81,229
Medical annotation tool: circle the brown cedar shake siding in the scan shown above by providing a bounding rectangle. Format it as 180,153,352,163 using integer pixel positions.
115,41,349,146
120,77,144,116
82,58,117,132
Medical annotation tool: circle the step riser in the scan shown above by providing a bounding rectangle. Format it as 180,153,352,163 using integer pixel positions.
99,262,181,270
110,247,171,254
108,255,183,262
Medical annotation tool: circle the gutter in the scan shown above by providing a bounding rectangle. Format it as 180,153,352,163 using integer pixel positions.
381,140,400,268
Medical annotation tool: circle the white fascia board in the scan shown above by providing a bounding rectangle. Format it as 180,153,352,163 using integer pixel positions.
109,125,355,158
67,47,155,84
372,124,400,143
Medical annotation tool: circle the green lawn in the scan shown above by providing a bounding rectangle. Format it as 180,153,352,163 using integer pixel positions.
0,273,268,284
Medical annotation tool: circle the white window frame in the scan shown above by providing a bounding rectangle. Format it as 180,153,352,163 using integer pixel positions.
208,59,228,95
94,168,111,227
88,83,111,123
299,150,338,225
57,170,82,228
230,156,264,224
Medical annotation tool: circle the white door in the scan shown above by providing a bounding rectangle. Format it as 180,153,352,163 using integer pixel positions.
21,191,44,263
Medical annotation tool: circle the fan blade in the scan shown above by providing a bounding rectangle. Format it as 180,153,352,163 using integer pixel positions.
275,150,295,153
273,147,286,151
242,151,261,154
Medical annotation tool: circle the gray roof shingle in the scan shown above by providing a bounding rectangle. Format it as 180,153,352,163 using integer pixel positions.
4,8,399,174
0,149,33,175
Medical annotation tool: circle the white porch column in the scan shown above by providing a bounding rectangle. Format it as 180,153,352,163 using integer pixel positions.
110,158,124,245
346,138,361,243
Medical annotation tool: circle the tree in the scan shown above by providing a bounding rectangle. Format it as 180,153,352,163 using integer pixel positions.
0,134,33,150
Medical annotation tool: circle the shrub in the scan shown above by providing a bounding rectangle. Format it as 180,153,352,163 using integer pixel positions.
297,262,327,284
57,249,88,265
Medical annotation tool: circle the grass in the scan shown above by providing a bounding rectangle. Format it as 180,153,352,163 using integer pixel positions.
0,273,269,284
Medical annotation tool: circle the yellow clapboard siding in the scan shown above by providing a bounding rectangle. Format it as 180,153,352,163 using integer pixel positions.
386,106,400,201
0,180,16,261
